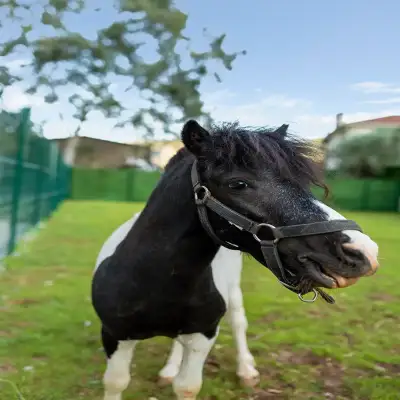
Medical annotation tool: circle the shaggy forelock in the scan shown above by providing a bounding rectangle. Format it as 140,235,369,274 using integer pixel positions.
165,121,328,195
203,122,326,192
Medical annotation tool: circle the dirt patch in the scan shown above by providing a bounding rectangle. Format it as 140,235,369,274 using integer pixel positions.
254,312,281,325
370,293,397,302
267,348,350,399
307,308,330,318
11,321,32,328
375,362,400,376
0,363,18,374
218,346,350,398
205,355,221,374
9,298,43,307
30,351,48,362
250,388,288,399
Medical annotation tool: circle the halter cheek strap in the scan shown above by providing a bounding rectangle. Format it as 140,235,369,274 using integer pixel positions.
191,161,363,304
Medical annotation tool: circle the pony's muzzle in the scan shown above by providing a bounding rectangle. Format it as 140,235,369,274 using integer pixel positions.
342,242,380,276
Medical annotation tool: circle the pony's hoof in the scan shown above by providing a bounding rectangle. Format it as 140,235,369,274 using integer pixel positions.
239,374,260,388
157,376,174,387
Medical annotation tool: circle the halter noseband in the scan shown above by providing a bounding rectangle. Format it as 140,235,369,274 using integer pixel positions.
191,161,363,304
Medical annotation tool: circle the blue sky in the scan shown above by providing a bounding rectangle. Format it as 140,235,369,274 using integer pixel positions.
2,0,400,141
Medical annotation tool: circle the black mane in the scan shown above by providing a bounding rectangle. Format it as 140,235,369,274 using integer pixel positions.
167,122,327,194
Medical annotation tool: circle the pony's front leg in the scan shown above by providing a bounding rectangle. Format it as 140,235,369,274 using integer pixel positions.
158,339,183,385
101,328,137,400
228,285,260,387
172,331,218,400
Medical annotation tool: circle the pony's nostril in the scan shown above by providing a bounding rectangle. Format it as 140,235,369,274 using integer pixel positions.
341,242,364,260
342,242,379,273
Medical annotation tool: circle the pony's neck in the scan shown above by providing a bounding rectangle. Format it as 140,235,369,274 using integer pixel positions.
117,154,219,272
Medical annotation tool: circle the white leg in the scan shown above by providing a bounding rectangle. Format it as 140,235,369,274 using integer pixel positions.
103,340,136,400
158,339,184,385
228,285,260,387
173,332,218,400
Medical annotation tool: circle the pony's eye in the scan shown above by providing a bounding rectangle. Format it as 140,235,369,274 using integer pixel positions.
228,180,248,190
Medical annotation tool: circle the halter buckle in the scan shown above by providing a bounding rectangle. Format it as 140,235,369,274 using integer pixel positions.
253,223,279,243
194,185,211,205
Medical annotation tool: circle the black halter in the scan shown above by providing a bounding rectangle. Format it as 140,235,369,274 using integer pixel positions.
191,161,363,304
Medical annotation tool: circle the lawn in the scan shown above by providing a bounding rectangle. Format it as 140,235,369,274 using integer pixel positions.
0,200,399,400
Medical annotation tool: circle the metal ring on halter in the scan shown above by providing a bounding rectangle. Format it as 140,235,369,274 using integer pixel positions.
194,185,211,205
298,289,319,303
253,223,278,243
279,281,318,303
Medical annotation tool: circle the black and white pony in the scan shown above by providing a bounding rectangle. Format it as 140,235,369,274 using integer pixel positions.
92,121,379,400
96,212,259,390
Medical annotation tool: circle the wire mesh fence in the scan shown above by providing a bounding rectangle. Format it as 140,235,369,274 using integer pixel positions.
0,107,71,259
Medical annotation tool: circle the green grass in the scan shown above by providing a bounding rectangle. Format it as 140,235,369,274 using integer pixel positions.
0,200,399,400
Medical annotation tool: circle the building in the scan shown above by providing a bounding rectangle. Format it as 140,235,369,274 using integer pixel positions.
51,136,153,169
323,114,400,170
149,140,183,169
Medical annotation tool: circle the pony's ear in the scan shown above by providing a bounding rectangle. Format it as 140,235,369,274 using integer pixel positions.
274,124,289,136
181,120,210,156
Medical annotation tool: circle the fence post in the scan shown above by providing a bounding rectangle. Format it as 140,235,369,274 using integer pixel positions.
126,168,134,201
49,142,58,212
7,107,30,255
32,137,44,226
66,166,72,200
54,149,62,208
360,180,371,211
396,181,400,212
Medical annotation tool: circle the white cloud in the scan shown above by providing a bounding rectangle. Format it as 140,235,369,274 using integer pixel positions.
351,81,400,94
1,85,44,112
203,90,400,139
3,58,30,73
202,91,328,138
362,97,400,105
3,84,400,143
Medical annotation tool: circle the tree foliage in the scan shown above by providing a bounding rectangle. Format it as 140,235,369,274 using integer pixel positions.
0,0,246,136
330,128,400,177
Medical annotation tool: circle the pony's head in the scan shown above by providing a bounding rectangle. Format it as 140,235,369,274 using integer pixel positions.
182,120,379,295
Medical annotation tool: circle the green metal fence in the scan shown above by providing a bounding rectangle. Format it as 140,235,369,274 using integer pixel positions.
70,167,400,212
71,168,161,202
0,107,71,258
313,178,400,212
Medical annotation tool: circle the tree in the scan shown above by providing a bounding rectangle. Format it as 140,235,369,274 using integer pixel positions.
330,128,400,178
0,0,245,143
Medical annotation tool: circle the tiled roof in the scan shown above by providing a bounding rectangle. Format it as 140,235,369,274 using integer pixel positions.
323,115,400,143
346,115,400,127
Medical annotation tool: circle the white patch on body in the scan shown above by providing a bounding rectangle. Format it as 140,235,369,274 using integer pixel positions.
95,213,140,272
